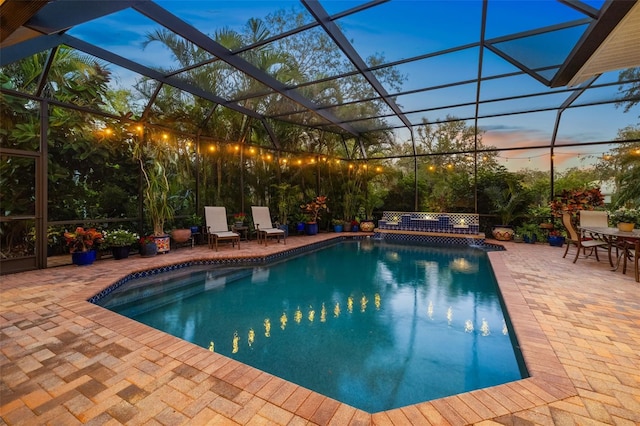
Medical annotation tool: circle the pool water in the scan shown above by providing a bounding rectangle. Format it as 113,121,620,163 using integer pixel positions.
97,240,526,412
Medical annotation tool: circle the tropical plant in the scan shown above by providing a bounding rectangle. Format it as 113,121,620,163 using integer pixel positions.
133,131,177,236
549,188,604,217
301,196,328,223
64,227,102,252
485,180,529,225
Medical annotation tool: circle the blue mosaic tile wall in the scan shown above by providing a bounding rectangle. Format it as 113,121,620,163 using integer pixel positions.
379,211,480,235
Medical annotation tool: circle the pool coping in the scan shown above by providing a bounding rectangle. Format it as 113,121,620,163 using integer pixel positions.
78,236,576,422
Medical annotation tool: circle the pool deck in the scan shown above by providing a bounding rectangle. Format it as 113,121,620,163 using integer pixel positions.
1,234,639,425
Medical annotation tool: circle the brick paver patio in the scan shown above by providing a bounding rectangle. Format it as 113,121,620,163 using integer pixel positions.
1,235,639,425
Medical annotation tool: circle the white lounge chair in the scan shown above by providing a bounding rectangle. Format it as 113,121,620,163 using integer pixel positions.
251,206,286,246
204,206,240,251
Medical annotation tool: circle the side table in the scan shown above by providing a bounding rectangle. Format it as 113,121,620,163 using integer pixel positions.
232,225,250,241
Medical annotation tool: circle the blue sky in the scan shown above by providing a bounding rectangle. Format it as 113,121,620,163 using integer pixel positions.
66,0,638,172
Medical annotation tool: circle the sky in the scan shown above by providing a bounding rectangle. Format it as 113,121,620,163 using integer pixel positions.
64,0,639,172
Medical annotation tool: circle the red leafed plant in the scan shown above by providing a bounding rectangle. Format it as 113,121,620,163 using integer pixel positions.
64,227,103,252
549,188,604,217
301,195,328,223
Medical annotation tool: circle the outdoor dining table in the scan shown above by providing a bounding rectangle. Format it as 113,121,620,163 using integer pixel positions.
581,226,640,282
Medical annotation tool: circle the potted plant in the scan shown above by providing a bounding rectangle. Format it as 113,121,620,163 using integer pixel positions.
188,214,203,234
272,183,301,235
547,229,566,247
134,133,176,254
332,219,344,233
300,195,328,235
64,227,103,265
518,223,540,244
610,207,639,232
291,211,308,234
139,235,158,257
103,228,139,260
233,212,246,228
486,182,528,241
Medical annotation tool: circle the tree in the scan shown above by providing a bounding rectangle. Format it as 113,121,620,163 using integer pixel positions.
594,126,640,208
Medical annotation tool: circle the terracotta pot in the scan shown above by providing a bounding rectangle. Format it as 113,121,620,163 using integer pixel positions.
171,228,192,243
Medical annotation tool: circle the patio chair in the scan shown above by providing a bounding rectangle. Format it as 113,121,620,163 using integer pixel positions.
204,206,240,251
251,206,286,246
579,210,609,240
562,212,608,263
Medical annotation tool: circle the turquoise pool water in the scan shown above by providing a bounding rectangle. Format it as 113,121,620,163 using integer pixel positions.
97,240,526,412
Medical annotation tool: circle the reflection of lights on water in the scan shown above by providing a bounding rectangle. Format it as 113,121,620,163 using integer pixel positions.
215,293,508,357
386,252,400,262
264,319,271,337
232,331,239,353
450,258,478,273
360,240,374,252
248,328,255,346
464,320,474,333
481,319,490,336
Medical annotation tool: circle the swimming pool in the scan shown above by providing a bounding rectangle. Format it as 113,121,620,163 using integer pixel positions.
96,240,526,412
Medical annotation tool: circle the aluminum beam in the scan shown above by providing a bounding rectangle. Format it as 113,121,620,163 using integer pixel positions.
301,0,412,133
60,35,264,120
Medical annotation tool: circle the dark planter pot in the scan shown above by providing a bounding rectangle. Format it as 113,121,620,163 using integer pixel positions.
296,222,305,232
278,224,289,237
333,224,343,233
111,246,130,260
140,242,158,257
352,225,359,232
548,236,565,247
72,250,96,266
523,234,537,244
305,222,319,235
343,222,352,232
190,226,200,234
